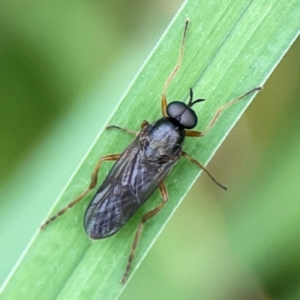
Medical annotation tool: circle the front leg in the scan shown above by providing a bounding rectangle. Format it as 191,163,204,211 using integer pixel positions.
185,87,263,138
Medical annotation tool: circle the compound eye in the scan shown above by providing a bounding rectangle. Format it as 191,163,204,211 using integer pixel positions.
167,101,198,129
180,108,198,129
167,101,186,118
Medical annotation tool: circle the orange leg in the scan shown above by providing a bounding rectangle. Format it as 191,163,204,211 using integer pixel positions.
185,87,263,137
181,151,227,190
40,154,121,229
121,182,168,284
161,19,190,117
106,120,149,135
106,125,137,135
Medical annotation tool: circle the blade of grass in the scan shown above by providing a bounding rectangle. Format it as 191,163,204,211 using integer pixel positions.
1,0,300,299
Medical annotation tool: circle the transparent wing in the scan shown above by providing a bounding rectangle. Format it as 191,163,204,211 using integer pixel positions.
84,137,177,239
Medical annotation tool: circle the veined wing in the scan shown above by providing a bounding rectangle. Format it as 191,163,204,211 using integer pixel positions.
84,137,178,239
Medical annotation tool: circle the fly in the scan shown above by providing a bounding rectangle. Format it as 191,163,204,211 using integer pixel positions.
41,19,262,283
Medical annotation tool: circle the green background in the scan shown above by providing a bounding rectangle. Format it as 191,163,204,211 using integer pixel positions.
0,0,300,299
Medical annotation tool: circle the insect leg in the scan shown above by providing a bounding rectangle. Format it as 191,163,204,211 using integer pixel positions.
181,151,227,190
121,182,168,284
106,120,149,135
161,19,190,117
185,87,263,137
40,154,121,229
106,125,137,135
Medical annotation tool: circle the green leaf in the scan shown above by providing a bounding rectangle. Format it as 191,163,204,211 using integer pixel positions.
1,1,299,299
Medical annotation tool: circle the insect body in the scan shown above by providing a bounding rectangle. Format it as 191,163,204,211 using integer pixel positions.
85,119,183,239
41,19,262,284
84,91,204,239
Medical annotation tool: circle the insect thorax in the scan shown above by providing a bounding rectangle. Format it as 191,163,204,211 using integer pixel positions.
140,118,185,162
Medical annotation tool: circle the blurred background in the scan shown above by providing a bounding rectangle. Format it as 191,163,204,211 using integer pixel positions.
0,1,299,299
